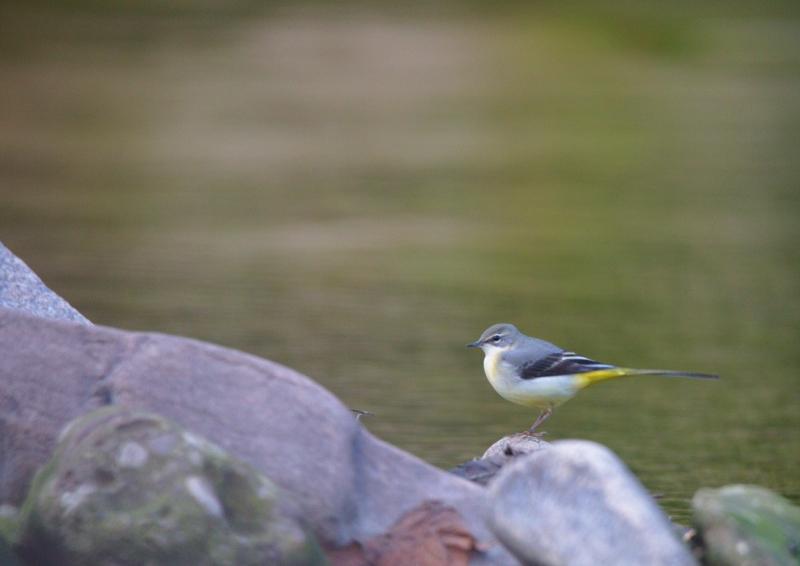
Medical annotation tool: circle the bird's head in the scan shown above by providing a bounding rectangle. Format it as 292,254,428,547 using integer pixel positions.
467,323,521,352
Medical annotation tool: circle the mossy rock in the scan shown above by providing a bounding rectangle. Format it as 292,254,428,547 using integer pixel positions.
693,485,800,566
0,511,23,566
0,505,20,546
17,406,328,566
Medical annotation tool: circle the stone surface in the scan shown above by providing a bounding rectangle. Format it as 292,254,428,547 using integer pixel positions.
17,406,326,566
450,435,550,486
0,535,22,566
326,500,487,566
0,241,90,325
0,505,22,566
692,485,800,566
448,458,505,487
0,505,19,545
481,435,550,462
483,439,696,566
0,307,516,565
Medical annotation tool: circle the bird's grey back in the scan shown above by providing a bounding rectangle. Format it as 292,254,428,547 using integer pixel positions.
505,332,563,365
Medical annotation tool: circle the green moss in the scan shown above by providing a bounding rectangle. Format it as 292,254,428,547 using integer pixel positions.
693,485,800,566
17,407,328,566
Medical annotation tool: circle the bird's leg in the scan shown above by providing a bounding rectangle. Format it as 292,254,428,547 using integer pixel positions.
526,410,551,436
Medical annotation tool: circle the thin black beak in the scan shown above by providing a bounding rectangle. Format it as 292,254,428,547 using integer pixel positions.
466,340,481,347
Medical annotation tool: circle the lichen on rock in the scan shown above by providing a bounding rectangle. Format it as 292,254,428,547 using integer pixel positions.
16,406,328,566
693,485,800,566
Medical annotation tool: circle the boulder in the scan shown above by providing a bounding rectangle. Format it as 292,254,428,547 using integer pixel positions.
0,241,90,325
450,435,550,486
0,505,19,549
483,440,696,566
0,505,22,566
692,484,800,566
0,307,515,565
17,406,326,566
480,435,550,462
0,535,22,566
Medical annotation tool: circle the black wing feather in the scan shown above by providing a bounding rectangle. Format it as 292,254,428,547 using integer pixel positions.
519,351,613,380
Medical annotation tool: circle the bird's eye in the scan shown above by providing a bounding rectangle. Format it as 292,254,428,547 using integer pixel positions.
492,335,501,342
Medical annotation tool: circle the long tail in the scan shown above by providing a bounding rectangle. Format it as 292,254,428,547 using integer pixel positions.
575,367,719,389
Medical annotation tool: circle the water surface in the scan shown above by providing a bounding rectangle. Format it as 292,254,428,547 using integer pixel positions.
1,1,798,523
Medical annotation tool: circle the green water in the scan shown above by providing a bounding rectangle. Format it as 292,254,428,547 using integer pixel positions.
1,1,798,524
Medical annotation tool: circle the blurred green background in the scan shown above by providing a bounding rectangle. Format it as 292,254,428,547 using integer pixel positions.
1,0,798,523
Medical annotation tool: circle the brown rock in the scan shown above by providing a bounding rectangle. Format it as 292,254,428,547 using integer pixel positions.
326,500,487,566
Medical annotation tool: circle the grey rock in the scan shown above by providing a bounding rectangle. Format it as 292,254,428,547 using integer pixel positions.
692,484,800,566
0,241,90,325
17,406,327,566
0,505,19,544
0,535,22,566
481,434,551,462
484,439,696,566
0,505,21,566
449,457,506,486
0,307,517,565
450,435,550,486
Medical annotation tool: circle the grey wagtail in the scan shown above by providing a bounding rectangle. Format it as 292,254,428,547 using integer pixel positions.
467,323,718,433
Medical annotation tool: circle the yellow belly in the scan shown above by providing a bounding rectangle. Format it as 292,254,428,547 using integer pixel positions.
483,351,581,411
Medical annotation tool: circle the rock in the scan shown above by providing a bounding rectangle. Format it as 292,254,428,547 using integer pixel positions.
326,500,488,566
0,307,516,565
480,435,550,462
0,505,19,544
483,440,697,566
0,243,512,564
692,484,800,566
16,406,326,566
0,505,22,566
0,535,22,566
449,458,505,486
0,241,90,325
450,435,550,486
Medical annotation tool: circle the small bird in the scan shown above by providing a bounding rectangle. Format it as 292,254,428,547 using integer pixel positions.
467,323,718,434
